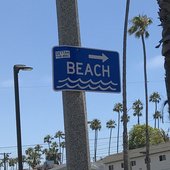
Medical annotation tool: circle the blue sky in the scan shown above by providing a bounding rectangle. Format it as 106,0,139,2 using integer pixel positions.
0,0,169,161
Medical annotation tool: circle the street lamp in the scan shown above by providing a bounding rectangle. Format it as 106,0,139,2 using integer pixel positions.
13,64,33,170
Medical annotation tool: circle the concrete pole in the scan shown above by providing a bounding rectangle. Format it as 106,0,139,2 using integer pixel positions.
55,1,90,170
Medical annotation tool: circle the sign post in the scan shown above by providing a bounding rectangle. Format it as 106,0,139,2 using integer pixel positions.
55,1,90,170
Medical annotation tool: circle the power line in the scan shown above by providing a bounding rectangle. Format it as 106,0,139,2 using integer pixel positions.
0,79,165,90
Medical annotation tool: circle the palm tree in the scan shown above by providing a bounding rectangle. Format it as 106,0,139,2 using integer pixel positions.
149,92,161,107
128,14,152,170
2,153,9,170
157,0,170,113
113,103,123,153
0,161,3,170
149,92,161,128
44,135,54,149
157,111,162,129
13,158,18,170
54,131,65,164
153,111,162,129
8,158,15,170
132,99,143,125
34,144,43,166
25,148,34,169
22,155,27,170
153,112,157,128
106,120,116,155
34,144,42,153
60,141,65,164
89,119,101,162
25,147,42,169
50,142,60,164
121,115,130,122
122,0,131,169
43,142,60,165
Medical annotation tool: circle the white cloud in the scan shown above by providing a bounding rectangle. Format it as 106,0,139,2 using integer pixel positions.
148,55,164,70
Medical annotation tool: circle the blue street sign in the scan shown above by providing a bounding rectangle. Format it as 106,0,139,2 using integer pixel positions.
52,46,121,93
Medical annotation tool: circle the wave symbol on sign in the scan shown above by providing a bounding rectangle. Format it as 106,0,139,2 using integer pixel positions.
56,77,118,91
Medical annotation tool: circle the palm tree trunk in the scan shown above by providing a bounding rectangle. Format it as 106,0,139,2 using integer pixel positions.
155,103,157,128
59,137,61,153
157,0,170,114
154,117,156,128
94,130,96,162
138,115,140,125
4,161,6,170
165,56,170,113
108,128,113,155
96,130,98,161
59,137,61,164
117,112,120,153
94,130,98,162
62,147,64,164
122,0,130,169
141,35,150,170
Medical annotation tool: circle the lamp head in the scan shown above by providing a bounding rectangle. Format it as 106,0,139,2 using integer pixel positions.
14,64,33,72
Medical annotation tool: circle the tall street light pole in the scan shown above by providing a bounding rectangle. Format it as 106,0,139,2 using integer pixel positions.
13,64,33,170
56,1,90,170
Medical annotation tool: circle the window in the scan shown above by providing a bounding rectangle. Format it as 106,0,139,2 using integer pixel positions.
131,161,136,166
121,163,124,168
108,165,114,170
159,155,166,161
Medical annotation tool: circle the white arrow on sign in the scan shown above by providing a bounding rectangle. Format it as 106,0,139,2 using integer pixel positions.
88,53,108,62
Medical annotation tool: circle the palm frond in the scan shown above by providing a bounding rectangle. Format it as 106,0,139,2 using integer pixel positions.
145,31,150,38
128,14,152,39
135,31,141,38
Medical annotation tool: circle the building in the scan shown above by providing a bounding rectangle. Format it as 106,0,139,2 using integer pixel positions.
49,162,105,170
101,142,170,170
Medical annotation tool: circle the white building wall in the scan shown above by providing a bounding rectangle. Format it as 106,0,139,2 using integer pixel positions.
131,158,144,170
105,150,170,170
135,157,145,170
150,152,170,170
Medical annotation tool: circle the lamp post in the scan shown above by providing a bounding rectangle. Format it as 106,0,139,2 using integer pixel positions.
13,64,33,170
